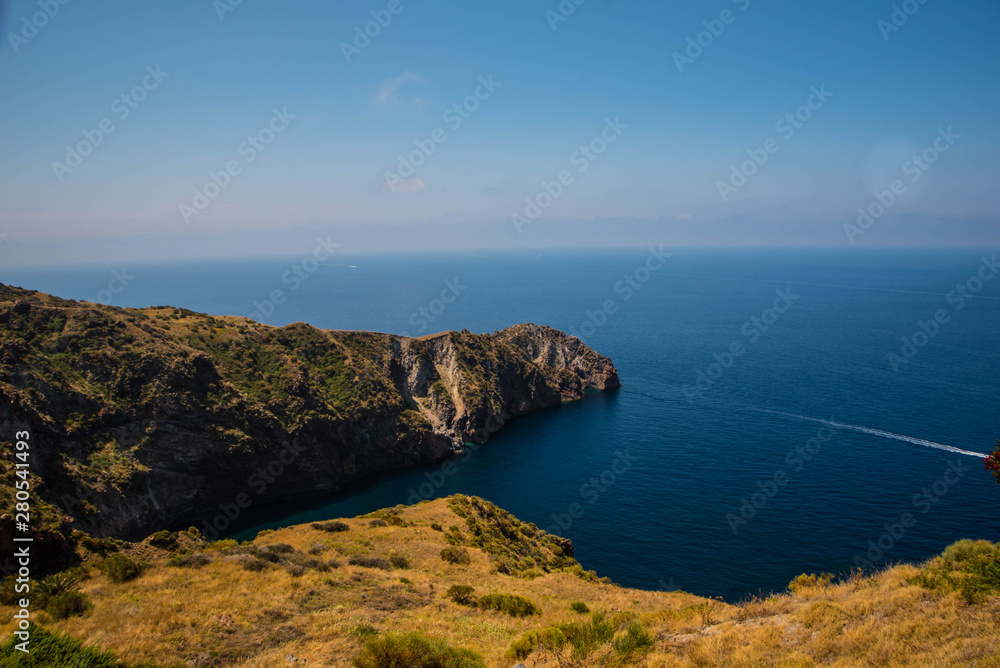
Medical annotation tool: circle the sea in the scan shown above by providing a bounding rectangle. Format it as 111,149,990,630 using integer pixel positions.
4,247,999,601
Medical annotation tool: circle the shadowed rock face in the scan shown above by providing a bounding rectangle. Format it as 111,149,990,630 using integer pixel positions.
0,285,619,544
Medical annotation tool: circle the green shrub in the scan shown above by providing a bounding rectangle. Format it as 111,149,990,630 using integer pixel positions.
570,601,590,614
204,539,238,551
100,554,144,583
147,530,177,549
46,591,91,619
911,539,1000,603
611,622,655,663
168,553,212,568
239,556,270,572
561,612,618,659
440,546,471,566
360,509,407,526
78,534,120,555
368,519,389,528
352,632,486,668
36,572,81,605
349,555,392,570
788,572,834,593
430,523,443,531
312,520,350,532
477,593,540,617
505,626,566,662
388,553,410,569
506,615,654,664
447,585,476,606
353,624,380,640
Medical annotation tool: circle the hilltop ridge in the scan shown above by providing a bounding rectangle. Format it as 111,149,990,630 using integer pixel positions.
1,495,997,667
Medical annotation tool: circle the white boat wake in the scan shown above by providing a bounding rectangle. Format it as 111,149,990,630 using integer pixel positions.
754,409,988,459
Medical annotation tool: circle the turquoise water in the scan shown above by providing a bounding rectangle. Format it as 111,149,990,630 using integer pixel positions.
4,248,999,600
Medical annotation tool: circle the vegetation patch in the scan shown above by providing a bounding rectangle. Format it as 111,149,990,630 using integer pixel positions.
476,592,539,617
447,584,476,606
167,553,212,568
311,520,350,532
0,623,164,667
788,572,835,593
388,553,410,569
446,495,580,577
440,546,471,566
506,611,653,666
911,539,1000,603
349,554,393,570
99,554,145,583
46,591,92,620
352,631,486,668
147,530,177,549
361,508,407,526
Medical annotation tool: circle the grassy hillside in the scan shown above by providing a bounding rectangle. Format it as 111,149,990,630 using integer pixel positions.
1,495,997,667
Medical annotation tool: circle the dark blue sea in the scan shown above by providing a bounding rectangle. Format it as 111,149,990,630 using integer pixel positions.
4,248,999,600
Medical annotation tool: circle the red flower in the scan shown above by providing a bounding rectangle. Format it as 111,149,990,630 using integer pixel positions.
986,442,1000,482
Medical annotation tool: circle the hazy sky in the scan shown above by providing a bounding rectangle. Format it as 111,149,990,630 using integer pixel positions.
1,0,998,265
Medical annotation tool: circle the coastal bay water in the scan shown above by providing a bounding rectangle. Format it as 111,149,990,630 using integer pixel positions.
4,247,999,600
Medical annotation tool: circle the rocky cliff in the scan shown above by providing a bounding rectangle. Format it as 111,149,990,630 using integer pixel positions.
0,284,619,552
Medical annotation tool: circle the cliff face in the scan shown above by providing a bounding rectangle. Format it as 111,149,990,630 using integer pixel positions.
0,284,619,545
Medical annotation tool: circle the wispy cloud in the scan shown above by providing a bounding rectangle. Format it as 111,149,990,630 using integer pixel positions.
373,71,428,106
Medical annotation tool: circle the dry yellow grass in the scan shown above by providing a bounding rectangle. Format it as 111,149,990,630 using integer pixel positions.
2,498,997,667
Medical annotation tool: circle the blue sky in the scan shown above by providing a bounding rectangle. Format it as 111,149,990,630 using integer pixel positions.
0,0,998,264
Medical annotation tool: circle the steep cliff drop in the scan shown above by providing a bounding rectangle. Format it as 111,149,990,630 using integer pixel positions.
0,284,619,561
